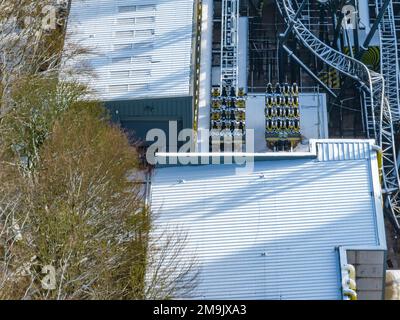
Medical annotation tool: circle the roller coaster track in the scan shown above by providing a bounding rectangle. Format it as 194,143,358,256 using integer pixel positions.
276,0,400,230
374,0,400,122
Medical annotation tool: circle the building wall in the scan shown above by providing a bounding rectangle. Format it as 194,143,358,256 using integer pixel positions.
347,250,386,300
106,96,193,147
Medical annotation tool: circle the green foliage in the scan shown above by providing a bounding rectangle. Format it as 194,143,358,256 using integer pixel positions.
0,76,88,171
19,103,150,299
0,81,150,300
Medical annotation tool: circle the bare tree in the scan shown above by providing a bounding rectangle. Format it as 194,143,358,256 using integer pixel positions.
145,226,200,299
0,101,199,299
0,0,86,118
0,0,199,300
0,103,138,298
0,76,89,173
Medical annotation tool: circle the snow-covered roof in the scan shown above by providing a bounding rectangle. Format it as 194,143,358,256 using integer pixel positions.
149,139,386,299
64,0,195,101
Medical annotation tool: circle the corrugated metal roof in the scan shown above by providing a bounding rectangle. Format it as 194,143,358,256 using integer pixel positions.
149,140,384,299
65,0,194,100
317,141,371,161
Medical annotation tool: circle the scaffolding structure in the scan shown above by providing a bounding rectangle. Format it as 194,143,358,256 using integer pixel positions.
220,0,240,90
210,0,247,151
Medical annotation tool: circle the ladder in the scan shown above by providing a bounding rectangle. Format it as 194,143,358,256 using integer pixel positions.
220,0,239,91
276,0,400,230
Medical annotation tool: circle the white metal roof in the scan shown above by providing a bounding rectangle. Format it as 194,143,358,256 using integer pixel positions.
149,140,386,299
64,0,194,100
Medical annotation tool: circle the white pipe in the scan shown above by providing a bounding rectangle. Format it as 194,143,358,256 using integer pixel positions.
343,288,358,300
238,17,248,92
343,264,357,300
344,264,356,281
347,278,357,291
372,145,382,152
197,0,213,152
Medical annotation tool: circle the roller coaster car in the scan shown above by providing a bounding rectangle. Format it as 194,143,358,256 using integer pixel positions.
212,100,221,109
211,121,222,130
211,111,221,121
236,99,246,108
266,83,273,95
221,98,228,107
237,87,246,97
210,130,220,136
210,130,221,142
288,132,301,139
276,139,295,151
291,83,299,96
266,96,279,107
221,87,227,97
265,107,272,118
228,98,236,108
229,87,236,97
221,110,228,120
210,130,221,144
275,83,282,94
266,96,273,106
265,133,279,142
266,140,275,149
284,96,289,105
293,96,299,106
221,128,233,137
265,120,274,132
293,119,300,131
233,127,244,135
277,107,285,117
235,110,245,121
283,83,290,96
229,110,236,121
212,88,220,97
